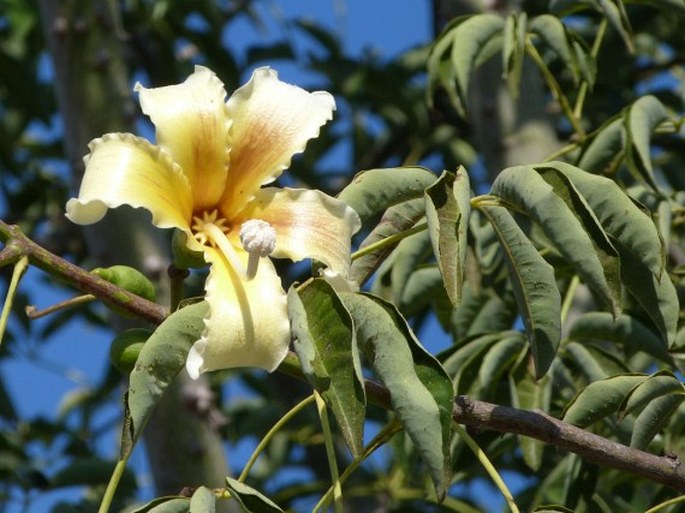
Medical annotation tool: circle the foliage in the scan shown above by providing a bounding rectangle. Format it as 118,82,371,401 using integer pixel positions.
1,1,685,512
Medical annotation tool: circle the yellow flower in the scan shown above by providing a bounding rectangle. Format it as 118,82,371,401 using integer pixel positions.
66,66,360,379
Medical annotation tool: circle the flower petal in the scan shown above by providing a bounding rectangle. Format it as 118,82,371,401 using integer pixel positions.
186,246,290,378
220,67,336,218
135,66,231,209
66,133,192,230
238,188,361,277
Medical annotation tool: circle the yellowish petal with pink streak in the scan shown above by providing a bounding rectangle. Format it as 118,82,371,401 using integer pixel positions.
238,188,360,278
219,67,335,219
66,133,192,230
136,66,231,210
186,246,290,378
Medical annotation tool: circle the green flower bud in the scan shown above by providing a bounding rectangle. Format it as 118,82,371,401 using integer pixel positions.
109,328,152,374
92,265,157,302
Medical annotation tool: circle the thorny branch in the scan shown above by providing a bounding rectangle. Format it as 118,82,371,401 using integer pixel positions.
3,218,685,493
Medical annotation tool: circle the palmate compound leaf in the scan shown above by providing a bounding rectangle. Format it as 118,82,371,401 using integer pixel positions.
287,278,366,457
491,165,621,316
424,167,471,307
339,291,454,500
562,374,650,427
478,205,561,378
125,301,209,457
225,477,284,513
535,162,678,345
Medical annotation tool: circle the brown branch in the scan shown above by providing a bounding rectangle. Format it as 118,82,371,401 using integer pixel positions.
364,378,685,493
0,219,168,325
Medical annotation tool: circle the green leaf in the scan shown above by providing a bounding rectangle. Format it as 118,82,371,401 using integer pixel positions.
618,371,684,419
337,166,436,225
509,357,551,470
92,265,157,302
450,14,504,113
624,95,669,190
479,205,561,378
616,241,679,346
502,12,526,94
563,342,611,383
451,333,503,395
478,332,526,397
631,393,685,450
372,229,432,305
529,15,578,82
598,0,633,53
225,476,284,513
399,266,445,317
491,165,620,315
428,14,504,115
126,302,208,456
350,197,426,286
340,292,453,500
128,497,190,513
538,162,663,277
576,116,624,174
569,312,671,364
562,374,649,427
189,486,215,513
425,167,471,306
288,279,366,457
537,166,622,314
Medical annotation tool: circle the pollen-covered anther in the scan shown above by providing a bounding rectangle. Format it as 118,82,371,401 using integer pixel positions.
240,219,277,280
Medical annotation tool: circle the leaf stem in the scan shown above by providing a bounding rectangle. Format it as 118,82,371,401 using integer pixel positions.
645,494,685,513
98,459,128,513
350,222,428,261
453,423,520,513
525,38,586,139
0,255,29,348
313,420,403,513
25,294,96,320
314,391,343,513
560,275,580,324
573,18,608,120
238,394,316,482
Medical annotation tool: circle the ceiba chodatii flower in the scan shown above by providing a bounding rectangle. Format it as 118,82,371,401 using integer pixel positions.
66,66,360,379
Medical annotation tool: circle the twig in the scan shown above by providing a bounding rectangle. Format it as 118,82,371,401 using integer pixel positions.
0,219,167,325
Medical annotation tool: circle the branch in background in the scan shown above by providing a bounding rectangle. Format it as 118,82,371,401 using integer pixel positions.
0,219,167,325
4,217,684,495
366,380,685,493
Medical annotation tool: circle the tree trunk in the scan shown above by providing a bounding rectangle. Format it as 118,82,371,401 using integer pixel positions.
39,0,232,507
